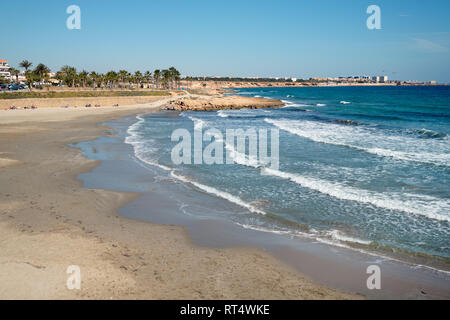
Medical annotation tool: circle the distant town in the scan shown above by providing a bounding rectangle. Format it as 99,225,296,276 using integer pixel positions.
0,58,442,91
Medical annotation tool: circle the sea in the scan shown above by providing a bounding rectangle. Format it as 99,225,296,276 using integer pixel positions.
124,86,450,266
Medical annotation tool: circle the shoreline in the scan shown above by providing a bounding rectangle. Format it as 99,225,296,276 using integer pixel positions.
0,97,357,299
78,112,450,299
185,81,448,91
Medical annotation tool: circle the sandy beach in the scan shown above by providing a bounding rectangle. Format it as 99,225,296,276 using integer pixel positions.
0,96,357,299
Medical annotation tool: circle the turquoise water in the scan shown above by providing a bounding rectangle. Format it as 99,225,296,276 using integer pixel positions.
126,86,450,261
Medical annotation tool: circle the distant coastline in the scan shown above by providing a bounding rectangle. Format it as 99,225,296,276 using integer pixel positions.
184,80,448,91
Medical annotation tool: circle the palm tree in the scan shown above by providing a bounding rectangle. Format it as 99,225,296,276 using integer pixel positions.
169,67,181,90
118,70,130,87
105,71,118,88
0,75,7,85
19,60,34,89
90,72,99,89
9,67,20,83
153,69,161,89
144,71,152,88
19,60,32,73
161,69,171,89
55,71,64,86
98,73,105,88
134,71,143,89
78,70,89,88
34,64,50,83
59,66,77,87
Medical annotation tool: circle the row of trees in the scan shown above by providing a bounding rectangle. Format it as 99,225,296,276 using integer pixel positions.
10,60,181,90
8,60,50,88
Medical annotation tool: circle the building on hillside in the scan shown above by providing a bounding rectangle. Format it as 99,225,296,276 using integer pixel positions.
0,59,10,78
372,76,380,83
380,76,388,83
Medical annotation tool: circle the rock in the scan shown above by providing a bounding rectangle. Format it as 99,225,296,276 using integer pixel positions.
162,95,284,111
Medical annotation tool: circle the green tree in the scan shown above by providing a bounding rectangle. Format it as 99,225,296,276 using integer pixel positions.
24,71,39,89
59,66,77,87
144,71,152,88
134,71,143,89
105,71,118,88
90,72,99,88
19,60,34,89
9,67,20,83
33,63,50,83
118,70,130,87
169,67,181,90
153,69,161,89
78,70,89,88
0,75,8,84
161,69,171,89
19,60,32,73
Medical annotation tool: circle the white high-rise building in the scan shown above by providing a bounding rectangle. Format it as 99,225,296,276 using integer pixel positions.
0,59,10,78
372,75,388,83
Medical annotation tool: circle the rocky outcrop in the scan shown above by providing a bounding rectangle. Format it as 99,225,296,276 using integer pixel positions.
163,95,285,111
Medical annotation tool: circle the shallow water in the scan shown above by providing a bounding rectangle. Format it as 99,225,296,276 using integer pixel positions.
124,86,450,263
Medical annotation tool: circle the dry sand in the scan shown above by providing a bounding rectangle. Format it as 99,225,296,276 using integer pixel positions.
0,96,359,299
0,95,170,110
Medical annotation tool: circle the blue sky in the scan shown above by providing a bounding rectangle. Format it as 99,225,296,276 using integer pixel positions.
1,0,450,82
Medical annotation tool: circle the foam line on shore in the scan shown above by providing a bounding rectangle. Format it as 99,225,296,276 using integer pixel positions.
170,171,266,215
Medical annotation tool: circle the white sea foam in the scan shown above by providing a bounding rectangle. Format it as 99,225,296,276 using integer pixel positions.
316,103,327,107
125,115,172,171
326,230,372,245
265,118,450,167
217,110,229,118
262,167,450,222
281,103,311,108
224,140,261,168
237,223,370,246
188,116,207,131
237,223,450,275
170,171,266,215
340,101,351,104
204,119,450,221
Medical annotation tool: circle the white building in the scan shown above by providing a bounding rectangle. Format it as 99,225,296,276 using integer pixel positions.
0,59,10,78
372,75,388,83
